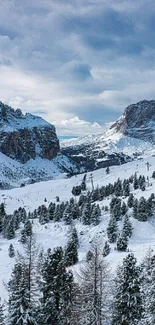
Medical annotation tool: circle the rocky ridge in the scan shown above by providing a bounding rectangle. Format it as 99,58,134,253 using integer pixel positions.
111,100,155,142
0,102,60,163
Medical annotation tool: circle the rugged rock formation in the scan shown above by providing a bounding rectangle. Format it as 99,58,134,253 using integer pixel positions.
111,100,155,142
0,102,60,163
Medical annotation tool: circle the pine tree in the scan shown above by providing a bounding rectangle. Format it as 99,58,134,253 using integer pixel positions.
123,181,130,197
140,250,155,324
7,263,37,325
107,215,118,243
20,229,27,244
54,204,62,222
138,197,147,221
112,253,143,325
48,202,55,220
122,214,133,238
91,204,101,226
133,172,139,190
24,219,32,236
39,205,49,225
64,229,78,267
121,201,128,216
41,247,74,325
81,174,87,191
106,166,110,174
5,217,15,240
103,241,110,257
63,205,73,225
127,193,134,208
116,235,128,251
0,298,5,325
8,244,15,258
133,198,138,219
82,202,92,225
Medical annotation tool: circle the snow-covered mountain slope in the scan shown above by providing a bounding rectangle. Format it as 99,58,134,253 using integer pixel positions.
0,151,78,189
1,155,155,302
0,102,79,188
61,100,155,170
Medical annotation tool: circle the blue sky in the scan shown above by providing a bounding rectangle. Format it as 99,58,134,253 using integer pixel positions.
0,0,155,135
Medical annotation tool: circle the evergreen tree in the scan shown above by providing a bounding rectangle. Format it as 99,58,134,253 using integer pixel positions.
7,263,37,325
0,298,5,325
91,204,101,226
138,197,147,221
72,186,82,196
140,250,155,324
24,219,32,236
64,229,79,266
116,235,128,251
133,172,139,190
103,241,110,257
112,253,143,325
81,174,87,191
82,202,92,225
114,178,123,197
41,247,74,325
106,166,110,174
123,181,130,197
133,198,138,219
39,205,49,225
121,201,128,216
127,193,134,208
5,218,15,240
122,214,133,238
8,244,15,258
48,202,55,220
20,229,27,244
54,204,62,222
107,215,118,243
63,205,73,225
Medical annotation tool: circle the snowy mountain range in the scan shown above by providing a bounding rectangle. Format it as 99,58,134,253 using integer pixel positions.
61,100,155,170
1,99,155,189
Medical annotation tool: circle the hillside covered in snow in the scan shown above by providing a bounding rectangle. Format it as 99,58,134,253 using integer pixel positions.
61,100,155,171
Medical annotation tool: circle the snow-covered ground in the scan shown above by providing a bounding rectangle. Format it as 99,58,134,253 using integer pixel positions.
61,130,155,158
1,155,155,302
0,152,76,188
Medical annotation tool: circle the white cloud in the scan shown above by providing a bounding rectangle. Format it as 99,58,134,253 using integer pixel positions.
53,116,104,136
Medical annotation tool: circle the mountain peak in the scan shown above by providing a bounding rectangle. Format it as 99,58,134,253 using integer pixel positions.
110,100,155,141
0,102,60,163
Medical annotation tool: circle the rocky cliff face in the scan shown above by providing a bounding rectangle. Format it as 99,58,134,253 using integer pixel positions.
110,100,155,142
0,102,60,163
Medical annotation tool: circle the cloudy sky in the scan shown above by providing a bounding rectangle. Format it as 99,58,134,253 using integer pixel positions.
1,0,155,135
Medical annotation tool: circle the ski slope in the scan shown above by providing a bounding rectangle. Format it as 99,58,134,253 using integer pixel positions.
1,155,155,302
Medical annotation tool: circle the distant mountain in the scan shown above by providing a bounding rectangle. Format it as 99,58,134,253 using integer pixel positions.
110,100,155,142
0,102,78,188
61,100,155,171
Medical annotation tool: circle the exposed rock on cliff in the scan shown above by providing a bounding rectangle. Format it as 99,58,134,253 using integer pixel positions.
110,100,155,142
0,102,60,163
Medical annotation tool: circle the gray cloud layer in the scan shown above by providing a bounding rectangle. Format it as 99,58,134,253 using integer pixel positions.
0,0,155,134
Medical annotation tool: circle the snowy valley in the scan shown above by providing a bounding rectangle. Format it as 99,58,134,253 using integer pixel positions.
1,100,155,323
